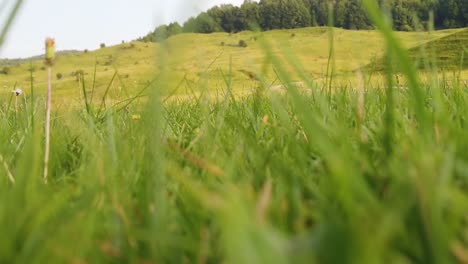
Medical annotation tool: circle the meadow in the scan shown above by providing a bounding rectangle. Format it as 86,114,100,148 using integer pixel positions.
0,5,468,264
2,27,467,105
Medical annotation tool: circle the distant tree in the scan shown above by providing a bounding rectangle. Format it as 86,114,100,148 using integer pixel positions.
183,12,223,33
259,0,281,30
100,43,106,48
220,5,244,32
303,0,328,26
281,0,311,29
206,6,225,30
183,17,198,32
344,0,372,29
140,0,467,41
436,0,467,28
150,23,183,42
333,0,347,27
153,25,168,41
166,22,183,36
240,0,261,30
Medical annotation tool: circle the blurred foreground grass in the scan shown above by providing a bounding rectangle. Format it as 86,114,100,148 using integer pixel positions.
0,67,467,263
0,1,468,263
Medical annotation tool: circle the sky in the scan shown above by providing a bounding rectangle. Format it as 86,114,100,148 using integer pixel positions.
0,0,246,58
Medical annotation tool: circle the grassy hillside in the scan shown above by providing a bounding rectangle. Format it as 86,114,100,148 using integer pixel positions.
1,27,464,106
367,27,468,71
157,27,464,93
1,42,157,108
409,27,468,70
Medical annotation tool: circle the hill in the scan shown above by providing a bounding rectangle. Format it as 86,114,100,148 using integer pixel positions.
0,27,465,107
0,42,157,108
409,27,468,70
149,27,462,92
366,27,468,71
0,50,82,66
142,0,468,42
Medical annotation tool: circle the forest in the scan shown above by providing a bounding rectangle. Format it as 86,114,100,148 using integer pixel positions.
140,0,468,42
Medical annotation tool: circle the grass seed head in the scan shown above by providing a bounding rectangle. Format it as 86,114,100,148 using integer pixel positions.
12,88,23,96
45,38,55,66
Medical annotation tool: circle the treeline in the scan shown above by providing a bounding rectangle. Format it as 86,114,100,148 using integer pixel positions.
139,0,468,42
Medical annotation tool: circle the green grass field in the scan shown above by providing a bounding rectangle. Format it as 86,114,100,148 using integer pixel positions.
2,27,467,105
0,14,468,264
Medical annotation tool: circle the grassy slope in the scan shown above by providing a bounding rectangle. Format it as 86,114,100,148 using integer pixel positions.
408,27,468,69
1,42,157,108
0,27,463,104
367,27,468,71
160,27,463,92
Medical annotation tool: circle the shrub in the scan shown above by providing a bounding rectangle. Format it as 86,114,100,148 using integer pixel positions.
56,73,63,80
84,49,88,53
1,66,10,75
400,24,413,32
291,33,296,38
220,42,225,46
100,43,106,49
73,70,84,82
238,40,247,48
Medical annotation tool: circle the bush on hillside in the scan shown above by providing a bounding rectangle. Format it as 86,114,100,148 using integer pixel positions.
238,40,248,48
1,66,10,75
72,70,85,82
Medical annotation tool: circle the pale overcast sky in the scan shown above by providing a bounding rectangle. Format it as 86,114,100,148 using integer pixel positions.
0,0,247,58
